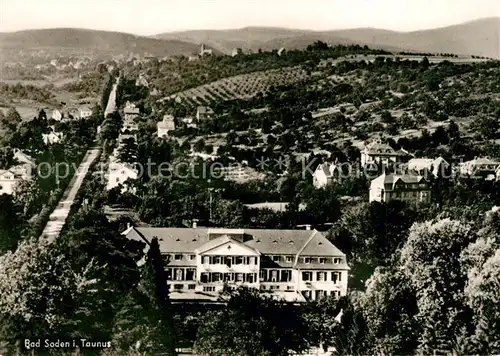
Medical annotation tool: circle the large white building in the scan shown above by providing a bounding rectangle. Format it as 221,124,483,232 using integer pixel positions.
123,226,349,303
369,173,431,204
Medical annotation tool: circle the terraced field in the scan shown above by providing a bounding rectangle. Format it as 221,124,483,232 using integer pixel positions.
163,66,310,106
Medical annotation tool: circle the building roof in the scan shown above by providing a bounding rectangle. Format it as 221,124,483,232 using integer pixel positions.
370,173,426,190
364,141,411,156
126,227,345,258
13,150,35,166
407,158,434,171
0,169,19,179
463,157,499,166
108,161,139,175
194,234,261,255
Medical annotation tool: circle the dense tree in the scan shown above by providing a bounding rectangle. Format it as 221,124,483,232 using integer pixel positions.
195,287,308,356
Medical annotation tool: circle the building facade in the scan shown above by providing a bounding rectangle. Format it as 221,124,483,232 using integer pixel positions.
79,107,93,119
123,227,349,303
196,106,214,121
369,173,431,203
106,161,138,192
312,162,345,188
0,170,21,195
157,114,176,138
361,140,411,170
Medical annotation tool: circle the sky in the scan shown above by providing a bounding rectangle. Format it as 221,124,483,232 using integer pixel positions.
1,0,498,35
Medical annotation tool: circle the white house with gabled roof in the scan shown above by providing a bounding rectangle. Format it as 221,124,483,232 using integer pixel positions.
106,161,138,192
369,173,431,203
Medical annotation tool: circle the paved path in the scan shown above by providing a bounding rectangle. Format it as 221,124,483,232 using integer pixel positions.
104,78,119,116
40,148,100,242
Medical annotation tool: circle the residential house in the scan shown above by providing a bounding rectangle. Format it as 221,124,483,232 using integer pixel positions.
0,169,22,195
123,226,349,303
459,157,499,180
199,43,213,57
369,173,431,203
361,139,412,170
79,107,93,119
135,75,149,87
11,149,35,180
42,127,64,145
157,115,176,138
106,161,138,192
196,106,214,121
51,109,63,121
312,162,345,188
124,102,140,121
407,157,450,178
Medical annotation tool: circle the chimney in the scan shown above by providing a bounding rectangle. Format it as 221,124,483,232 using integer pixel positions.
305,224,311,231
192,219,198,229
127,222,131,230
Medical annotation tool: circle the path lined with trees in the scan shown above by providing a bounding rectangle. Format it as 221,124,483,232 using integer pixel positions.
39,75,119,242
39,148,100,241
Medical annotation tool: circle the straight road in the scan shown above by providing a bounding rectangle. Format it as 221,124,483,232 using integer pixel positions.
40,148,100,242
104,77,119,116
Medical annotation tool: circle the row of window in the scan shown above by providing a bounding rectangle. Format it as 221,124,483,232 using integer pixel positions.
202,256,257,266
200,272,258,284
171,284,196,290
303,290,341,300
167,254,343,265
302,271,343,283
197,286,342,296
261,285,295,291
166,268,196,281
260,269,292,282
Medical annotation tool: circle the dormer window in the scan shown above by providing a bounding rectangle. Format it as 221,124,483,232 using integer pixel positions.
319,258,327,264
333,258,342,264
286,256,293,263
174,254,183,261
272,256,281,262
305,257,312,264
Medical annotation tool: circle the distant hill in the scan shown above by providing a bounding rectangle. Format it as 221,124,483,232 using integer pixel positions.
0,28,207,58
152,27,312,54
154,18,500,58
